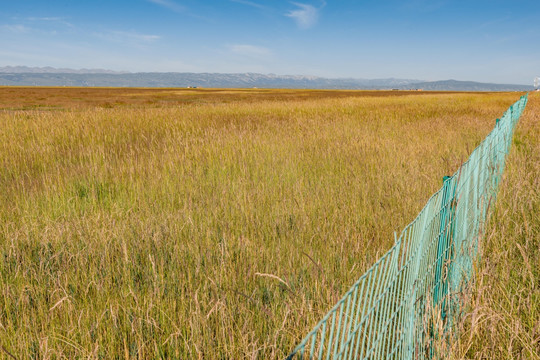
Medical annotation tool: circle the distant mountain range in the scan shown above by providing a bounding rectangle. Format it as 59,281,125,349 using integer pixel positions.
396,79,531,92
0,66,532,91
0,66,128,74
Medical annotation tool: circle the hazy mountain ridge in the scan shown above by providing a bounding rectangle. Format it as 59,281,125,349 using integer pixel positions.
0,66,128,74
0,72,422,89
0,67,532,91
399,79,531,92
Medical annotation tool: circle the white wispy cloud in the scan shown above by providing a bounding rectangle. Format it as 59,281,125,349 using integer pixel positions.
228,44,272,58
1,24,32,33
25,16,75,28
230,0,268,11
26,17,64,21
95,30,161,44
285,2,324,29
147,0,186,13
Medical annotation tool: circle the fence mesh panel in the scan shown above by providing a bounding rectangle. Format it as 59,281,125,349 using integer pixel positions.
288,94,528,360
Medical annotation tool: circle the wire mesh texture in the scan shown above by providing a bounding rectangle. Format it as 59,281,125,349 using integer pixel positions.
287,94,529,360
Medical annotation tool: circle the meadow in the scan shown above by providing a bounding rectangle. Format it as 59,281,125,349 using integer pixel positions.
451,92,539,359
0,87,536,359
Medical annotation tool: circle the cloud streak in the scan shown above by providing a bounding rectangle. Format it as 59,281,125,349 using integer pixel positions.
25,16,75,28
285,2,323,29
95,30,161,44
230,0,268,11
26,17,65,22
1,24,32,33
228,44,272,58
147,0,186,13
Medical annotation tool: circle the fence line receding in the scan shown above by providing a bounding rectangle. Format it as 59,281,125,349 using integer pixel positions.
287,94,529,360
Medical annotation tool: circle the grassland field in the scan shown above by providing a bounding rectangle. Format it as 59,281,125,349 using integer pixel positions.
0,87,537,359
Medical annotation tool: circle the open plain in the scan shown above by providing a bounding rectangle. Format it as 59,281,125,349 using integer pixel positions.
0,87,537,359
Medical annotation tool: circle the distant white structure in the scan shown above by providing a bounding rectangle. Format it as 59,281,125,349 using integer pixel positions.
535,77,539,90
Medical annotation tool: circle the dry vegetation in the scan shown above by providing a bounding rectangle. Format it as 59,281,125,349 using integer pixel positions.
0,87,535,359
450,92,539,359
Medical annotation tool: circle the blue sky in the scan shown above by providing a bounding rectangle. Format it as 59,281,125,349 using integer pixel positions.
0,0,539,84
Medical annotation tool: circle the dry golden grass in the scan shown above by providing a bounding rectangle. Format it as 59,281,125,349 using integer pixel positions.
0,87,532,358
0,87,453,110
449,92,539,360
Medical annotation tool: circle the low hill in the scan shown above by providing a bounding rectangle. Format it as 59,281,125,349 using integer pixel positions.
400,79,531,92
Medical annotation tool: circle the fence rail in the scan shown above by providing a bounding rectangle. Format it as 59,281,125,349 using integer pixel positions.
288,94,529,360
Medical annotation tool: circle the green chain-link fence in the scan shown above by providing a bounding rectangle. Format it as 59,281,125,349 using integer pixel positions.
287,94,529,360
